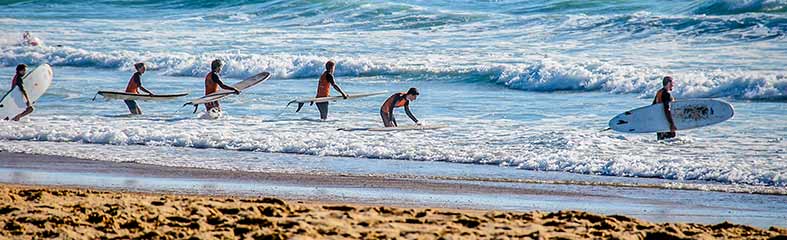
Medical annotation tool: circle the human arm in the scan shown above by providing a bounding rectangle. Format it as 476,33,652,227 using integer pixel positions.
134,75,153,95
404,102,418,124
213,73,240,94
326,74,348,99
139,85,153,95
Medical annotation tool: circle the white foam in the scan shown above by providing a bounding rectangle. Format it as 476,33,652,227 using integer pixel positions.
0,114,784,190
2,46,785,100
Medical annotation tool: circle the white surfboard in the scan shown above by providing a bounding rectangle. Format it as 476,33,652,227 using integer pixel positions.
95,91,188,101
0,64,53,120
338,124,447,132
287,91,387,112
184,71,271,109
609,99,734,133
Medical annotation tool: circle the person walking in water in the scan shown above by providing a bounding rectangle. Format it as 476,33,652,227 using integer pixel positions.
204,59,240,114
21,31,40,46
314,60,348,120
123,63,153,115
8,64,34,121
380,87,420,127
653,76,677,140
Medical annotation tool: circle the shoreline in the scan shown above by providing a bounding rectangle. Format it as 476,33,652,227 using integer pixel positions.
1,151,787,230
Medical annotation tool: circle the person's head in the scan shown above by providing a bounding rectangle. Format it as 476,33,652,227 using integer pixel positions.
134,62,146,74
325,60,336,73
211,59,223,73
405,87,419,101
662,76,674,91
16,64,27,75
22,31,30,39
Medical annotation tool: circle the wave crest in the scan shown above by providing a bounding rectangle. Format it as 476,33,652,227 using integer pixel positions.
692,0,787,15
2,46,785,100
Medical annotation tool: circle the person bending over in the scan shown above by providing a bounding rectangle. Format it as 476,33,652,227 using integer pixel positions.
380,87,420,127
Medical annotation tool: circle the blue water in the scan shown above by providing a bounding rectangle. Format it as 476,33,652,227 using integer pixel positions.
0,0,785,194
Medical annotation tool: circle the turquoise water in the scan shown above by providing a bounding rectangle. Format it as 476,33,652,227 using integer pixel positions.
0,0,785,193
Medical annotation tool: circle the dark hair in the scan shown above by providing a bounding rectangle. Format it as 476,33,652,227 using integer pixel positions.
325,60,335,70
662,76,673,86
211,59,223,71
134,62,145,71
406,87,419,96
16,64,27,72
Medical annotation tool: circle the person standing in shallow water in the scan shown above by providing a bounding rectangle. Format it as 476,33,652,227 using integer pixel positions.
653,76,676,140
204,59,240,114
124,63,153,115
314,60,348,120
8,64,34,121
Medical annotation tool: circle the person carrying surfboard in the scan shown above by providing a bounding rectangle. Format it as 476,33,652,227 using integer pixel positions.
380,87,420,127
9,64,34,121
204,59,240,113
653,76,677,140
313,60,349,120
123,62,153,115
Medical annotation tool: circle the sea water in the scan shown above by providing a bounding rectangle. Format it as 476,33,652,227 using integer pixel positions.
0,0,785,194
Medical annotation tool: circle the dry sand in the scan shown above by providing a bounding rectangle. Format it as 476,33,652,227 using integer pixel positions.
1,184,785,239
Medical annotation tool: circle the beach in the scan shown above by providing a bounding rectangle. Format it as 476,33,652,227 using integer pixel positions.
4,185,786,239
2,0,787,238
1,152,786,239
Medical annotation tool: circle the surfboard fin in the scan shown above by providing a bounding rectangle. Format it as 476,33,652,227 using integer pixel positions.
295,103,304,112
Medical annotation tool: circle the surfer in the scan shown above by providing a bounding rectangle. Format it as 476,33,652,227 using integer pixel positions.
123,63,153,115
9,64,34,121
653,76,676,140
314,60,348,120
21,32,40,46
380,88,420,127
204,59,240,113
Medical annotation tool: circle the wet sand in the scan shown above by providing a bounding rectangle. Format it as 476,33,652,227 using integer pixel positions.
1,151,786,238
2,184,785,239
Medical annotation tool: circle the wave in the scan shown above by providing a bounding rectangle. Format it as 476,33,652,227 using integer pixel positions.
691,0,787,15
491,60,787,100
556,12,787,42
0,117,784,189
2,46,785,101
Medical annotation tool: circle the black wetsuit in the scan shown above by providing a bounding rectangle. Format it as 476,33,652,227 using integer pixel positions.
653,88,676,140
380,93,418,127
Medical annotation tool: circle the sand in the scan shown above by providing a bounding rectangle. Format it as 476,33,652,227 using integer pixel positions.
1,185,785,239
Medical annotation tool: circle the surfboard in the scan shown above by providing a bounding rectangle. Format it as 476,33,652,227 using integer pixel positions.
184,71,271,107
608,99,734,133
0,64,53,120
287,91,388,112
338,124,447,132
95,91,188,101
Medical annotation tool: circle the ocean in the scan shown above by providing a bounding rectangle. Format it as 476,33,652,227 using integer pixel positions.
0,0,785,194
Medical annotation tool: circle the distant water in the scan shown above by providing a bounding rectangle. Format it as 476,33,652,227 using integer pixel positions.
0,0,785,193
